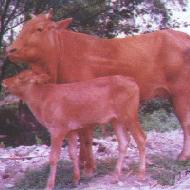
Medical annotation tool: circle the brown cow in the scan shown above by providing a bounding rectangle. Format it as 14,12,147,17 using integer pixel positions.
3,70,146,190
6,12,190,173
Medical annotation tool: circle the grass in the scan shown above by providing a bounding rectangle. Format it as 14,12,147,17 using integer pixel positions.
11,160,73,190
93,124,113,139
147,154,190,186
10,158,117,190
8,154,190,189
139,108,180,132
139,98,180,132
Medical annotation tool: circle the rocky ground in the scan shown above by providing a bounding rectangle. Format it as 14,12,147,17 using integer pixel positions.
0,129,190,190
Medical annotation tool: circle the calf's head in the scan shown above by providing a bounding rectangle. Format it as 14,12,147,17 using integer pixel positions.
3,70,50,95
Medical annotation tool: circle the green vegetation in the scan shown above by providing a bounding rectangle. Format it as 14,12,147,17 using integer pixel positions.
0,102,50,147
11,158,117,190
93,124,113,139
139,98,180,132
148,155,190,185
10,155,190,189
153,0,171,26
140,109,180,132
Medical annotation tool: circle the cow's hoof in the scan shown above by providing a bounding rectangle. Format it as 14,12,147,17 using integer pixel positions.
82,168,96,178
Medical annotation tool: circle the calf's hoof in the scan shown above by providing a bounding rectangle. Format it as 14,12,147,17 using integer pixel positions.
137,170,145,180
45,181,54,190
72,179,80,187
178,153,190,161
111,173,120,184
45,185,53,190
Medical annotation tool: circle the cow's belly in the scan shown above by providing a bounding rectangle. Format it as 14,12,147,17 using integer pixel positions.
137,80,170,101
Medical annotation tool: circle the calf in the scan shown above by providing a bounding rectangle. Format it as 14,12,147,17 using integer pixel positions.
3,70,146,190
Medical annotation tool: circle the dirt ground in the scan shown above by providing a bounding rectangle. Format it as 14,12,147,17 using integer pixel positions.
1,129,190,190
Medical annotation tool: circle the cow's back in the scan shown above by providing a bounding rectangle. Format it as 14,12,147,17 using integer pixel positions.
57,29,190,100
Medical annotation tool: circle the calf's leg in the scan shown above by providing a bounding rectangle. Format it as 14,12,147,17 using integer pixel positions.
112,122,129,181
67,131,80,185
46,135,63,190
129,119,146,178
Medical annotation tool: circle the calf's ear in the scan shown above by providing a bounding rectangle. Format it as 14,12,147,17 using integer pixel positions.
56,18,73,29
46,8,53,20
35,74,51,84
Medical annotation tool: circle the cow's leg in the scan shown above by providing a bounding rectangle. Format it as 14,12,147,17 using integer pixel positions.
46,135,63,190
172,95,190,160
78,129,86,168
112,122,129,181
67,131,80,185
129,119,146,178
79,127,96,177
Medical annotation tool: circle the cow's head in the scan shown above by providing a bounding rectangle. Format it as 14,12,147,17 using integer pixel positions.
3,70,51,95
6,11,73,64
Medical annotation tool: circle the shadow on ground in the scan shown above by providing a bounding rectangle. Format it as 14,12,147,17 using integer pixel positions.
9,158,117,190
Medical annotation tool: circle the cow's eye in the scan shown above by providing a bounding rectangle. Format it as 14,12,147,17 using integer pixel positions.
37,27,43,32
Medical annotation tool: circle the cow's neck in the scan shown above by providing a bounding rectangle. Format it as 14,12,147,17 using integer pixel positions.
36,54,59,82
31,30,61,83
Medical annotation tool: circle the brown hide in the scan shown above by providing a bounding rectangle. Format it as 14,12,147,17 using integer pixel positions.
3,71,146,190
7,15,190,99
6,13,190,162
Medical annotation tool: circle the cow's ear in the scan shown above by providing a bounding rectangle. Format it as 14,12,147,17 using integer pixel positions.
30,13,36,19
29,13,36,19
56,18,73,29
